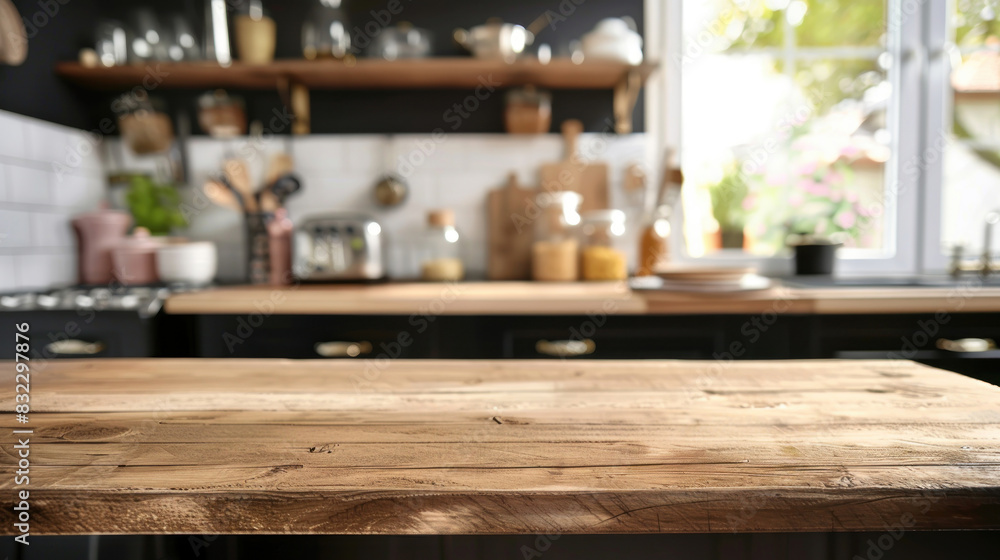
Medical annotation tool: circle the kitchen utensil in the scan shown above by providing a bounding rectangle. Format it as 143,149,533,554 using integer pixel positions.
198,90,247,137
224,158,256,212
293,214,385,281
203,178,243,211
539,120,609,213
94,19,128,67
505,86,551,134
0,0,27,65
366,22,432,59
205,0,232,66
235,0,276,64
264,153,294,187
373,175,408,207
156,240,218,285
111,227,161,285
487,172,536,280
581,17,643,64
454,19,533,62
71,208,133,285
271,174,302,205
302,0,351,60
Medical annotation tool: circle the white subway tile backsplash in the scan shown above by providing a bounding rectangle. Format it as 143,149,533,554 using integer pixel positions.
15,253,76,290
293,136,348,172
30,211,75,248
0,255,15,291
0,110,27,160
0,111,104,290
103,132,647,281
6,165,52,205
0,209,32,248
344,135,386,174
51,172,104,209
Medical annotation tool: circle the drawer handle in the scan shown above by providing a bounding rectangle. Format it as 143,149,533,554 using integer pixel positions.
936,338,996,353
536,339,596,358
314,341,373,358
44,339,105,356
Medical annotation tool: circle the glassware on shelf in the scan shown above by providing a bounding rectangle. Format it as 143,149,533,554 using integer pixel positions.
505,85,552,134
302,0,352,60
95,20,128,67
532,191,582,282
234,0,276,64
580,209,628,281
420,210,464,282
637,204,671,277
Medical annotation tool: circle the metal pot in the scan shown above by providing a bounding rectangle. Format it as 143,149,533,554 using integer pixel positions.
454,19,533,62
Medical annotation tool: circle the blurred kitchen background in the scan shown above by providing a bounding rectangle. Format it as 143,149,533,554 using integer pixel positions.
0,0,997,289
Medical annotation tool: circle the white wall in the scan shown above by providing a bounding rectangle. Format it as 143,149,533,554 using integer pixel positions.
0,110,105,292
104,133,649,282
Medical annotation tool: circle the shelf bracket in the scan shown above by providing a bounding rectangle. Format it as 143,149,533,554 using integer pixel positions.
277,76,310,135
613,70,642,134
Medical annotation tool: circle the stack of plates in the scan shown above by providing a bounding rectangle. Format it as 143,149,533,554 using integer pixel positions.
631,267,773,293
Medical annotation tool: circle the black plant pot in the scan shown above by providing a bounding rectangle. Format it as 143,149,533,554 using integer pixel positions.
793,243,840,276
720,230,744,249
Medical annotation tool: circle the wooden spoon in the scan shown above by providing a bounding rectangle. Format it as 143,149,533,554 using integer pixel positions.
223,158,256,212
203,178,242,212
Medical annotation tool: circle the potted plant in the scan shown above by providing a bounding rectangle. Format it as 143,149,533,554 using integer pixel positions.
708,165,748,249
124,174,187,235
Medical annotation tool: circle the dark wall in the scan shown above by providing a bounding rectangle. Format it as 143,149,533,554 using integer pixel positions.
1,0,644,134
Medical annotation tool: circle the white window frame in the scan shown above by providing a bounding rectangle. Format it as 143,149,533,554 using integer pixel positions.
645,0,923,276
920,0,1000,273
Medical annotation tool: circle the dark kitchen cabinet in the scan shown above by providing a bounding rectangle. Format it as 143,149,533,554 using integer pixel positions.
173,311,999,385
193,315,436,359
0,310,158,360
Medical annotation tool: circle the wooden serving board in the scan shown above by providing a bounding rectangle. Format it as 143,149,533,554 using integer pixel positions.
487,172,536,280
3,358,999,535
539,119,609,213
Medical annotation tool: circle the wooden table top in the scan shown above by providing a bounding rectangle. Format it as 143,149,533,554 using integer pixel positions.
162,281,1000,315
3,359,1000,535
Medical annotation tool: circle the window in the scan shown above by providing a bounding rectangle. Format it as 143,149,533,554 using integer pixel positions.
648,0,926,274
932,0,1000,263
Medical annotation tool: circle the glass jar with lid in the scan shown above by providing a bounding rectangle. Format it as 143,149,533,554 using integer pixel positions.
532,191,582,281
581,209,628,281
420,209,464,281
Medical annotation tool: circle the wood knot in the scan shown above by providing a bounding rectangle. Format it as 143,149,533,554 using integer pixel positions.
309,444,337,453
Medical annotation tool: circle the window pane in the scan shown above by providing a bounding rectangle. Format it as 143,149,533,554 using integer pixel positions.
680,4,892,258
940,1,1000,255
795,0,886,47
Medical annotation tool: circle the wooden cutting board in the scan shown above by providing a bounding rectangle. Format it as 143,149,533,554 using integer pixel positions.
488,172,536,280
539,119,609,213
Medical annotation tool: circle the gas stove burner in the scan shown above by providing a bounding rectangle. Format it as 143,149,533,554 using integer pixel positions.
0,285,175,318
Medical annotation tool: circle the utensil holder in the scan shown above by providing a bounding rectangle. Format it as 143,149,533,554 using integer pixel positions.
246,212,274,284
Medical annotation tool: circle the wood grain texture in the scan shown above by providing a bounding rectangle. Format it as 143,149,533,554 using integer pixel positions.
2,359,1000,535
162,282,1000,315
55,59,658,91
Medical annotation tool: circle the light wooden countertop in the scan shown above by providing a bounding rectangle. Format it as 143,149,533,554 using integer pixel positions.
163,281,1000,315
2,358,998,534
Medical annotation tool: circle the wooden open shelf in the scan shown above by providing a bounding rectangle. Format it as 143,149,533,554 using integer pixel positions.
55,58,657,91
55,58,657,133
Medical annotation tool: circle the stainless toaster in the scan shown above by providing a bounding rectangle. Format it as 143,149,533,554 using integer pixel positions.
292,214,385,281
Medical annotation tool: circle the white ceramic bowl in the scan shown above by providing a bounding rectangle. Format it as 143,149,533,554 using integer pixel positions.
156,241,218,285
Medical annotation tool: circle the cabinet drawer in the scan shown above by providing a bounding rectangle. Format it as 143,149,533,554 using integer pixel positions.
0,311,156,360
195,315,435,359
500,317,725,360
